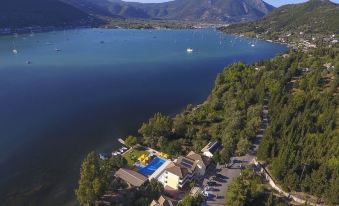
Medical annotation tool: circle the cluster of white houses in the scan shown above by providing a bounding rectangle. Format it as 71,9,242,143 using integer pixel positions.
116,141,221,191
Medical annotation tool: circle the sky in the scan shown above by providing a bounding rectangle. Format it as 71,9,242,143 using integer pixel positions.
124,0,339,7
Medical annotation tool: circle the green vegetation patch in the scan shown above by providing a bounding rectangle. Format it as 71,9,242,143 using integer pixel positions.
123,146,148,167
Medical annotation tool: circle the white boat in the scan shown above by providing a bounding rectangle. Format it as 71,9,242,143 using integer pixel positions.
186,48,193,53
251,44,255,47
12,41,18,54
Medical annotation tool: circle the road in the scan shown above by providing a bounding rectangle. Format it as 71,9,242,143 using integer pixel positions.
202,94,269,206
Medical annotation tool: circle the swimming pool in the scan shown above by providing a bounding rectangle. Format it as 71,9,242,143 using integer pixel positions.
138,157,165,176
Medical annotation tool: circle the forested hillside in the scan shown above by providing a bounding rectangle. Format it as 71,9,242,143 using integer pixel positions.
257,46,339,203
0,0,94,28
220,0,339,41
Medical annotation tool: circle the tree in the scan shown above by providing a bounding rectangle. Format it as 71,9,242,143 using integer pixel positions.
139,113,172,147
178,194,202,206
226,169,264,206
236,138,250,156
108,154,127,169
139,113,172,138
125,135,137,147
265,192,275,206
75,152,103,206
143,179,164,201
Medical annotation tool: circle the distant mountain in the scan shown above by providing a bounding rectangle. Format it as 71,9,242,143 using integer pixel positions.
221,0,339,36
66,0,274,23
0,0,94,29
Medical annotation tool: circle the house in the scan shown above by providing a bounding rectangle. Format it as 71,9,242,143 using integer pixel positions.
157,151,210,190
201,141,221,158
158,162,192,190
186,151,210,176
115,168,148,187
150,195,176,206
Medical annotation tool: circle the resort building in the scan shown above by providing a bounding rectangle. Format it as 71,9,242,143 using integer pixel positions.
158,162,190,190
150,195,176,206
201,141,221,158
157,151,210,190
115,168,148,187
186,151,210,176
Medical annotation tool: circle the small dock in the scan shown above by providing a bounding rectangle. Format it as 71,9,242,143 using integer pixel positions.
118,138,126,146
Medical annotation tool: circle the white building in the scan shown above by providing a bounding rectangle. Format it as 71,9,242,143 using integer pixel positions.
201,141,221,158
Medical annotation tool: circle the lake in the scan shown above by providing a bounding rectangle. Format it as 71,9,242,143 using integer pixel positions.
0,28,287,205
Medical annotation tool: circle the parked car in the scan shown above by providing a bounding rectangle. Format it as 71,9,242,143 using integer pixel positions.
203,191,209,197
216,174,224,179
204,186,213,191
207,181,217,186
99,153,110,160
212,176,223,182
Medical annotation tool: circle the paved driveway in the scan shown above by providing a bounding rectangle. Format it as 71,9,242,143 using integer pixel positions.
203,154,255,206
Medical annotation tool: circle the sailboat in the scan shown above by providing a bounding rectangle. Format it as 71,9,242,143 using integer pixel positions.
12,41,18,54
186,48,194,53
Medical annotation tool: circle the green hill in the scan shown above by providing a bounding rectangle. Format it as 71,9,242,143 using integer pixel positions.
221,0,339,37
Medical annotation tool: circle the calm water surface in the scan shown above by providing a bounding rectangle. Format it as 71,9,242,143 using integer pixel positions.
0,28,287,205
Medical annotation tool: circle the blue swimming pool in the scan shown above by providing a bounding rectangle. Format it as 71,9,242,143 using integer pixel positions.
138,157,165,176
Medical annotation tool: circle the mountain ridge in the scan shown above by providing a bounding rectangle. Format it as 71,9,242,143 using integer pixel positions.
66,0,275,23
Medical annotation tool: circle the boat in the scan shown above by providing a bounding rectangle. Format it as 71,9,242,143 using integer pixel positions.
12,41,18,54
55,48,61,52
186,48,193,53
99,153,110,160
26,60,32,64
251,44,255,47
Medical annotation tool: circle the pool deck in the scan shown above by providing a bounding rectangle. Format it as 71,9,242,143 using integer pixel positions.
148,159,172,180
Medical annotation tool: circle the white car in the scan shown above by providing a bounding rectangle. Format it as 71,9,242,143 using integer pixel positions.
203,191,209,197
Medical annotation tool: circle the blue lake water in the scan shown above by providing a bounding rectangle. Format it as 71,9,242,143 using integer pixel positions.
0,28,287,205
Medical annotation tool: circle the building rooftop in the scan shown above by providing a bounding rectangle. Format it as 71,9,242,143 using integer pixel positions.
201,141,221,155
165,162,189,178
176,156,197,172
150,195,175,206
186,151,211,166
115,168,147,187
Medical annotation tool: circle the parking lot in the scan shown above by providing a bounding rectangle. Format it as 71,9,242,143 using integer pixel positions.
201,154,256,206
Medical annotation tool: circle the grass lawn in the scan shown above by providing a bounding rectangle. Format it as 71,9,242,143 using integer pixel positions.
123,146,148,167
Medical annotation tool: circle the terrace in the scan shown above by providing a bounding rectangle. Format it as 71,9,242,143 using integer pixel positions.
122,145,169,178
